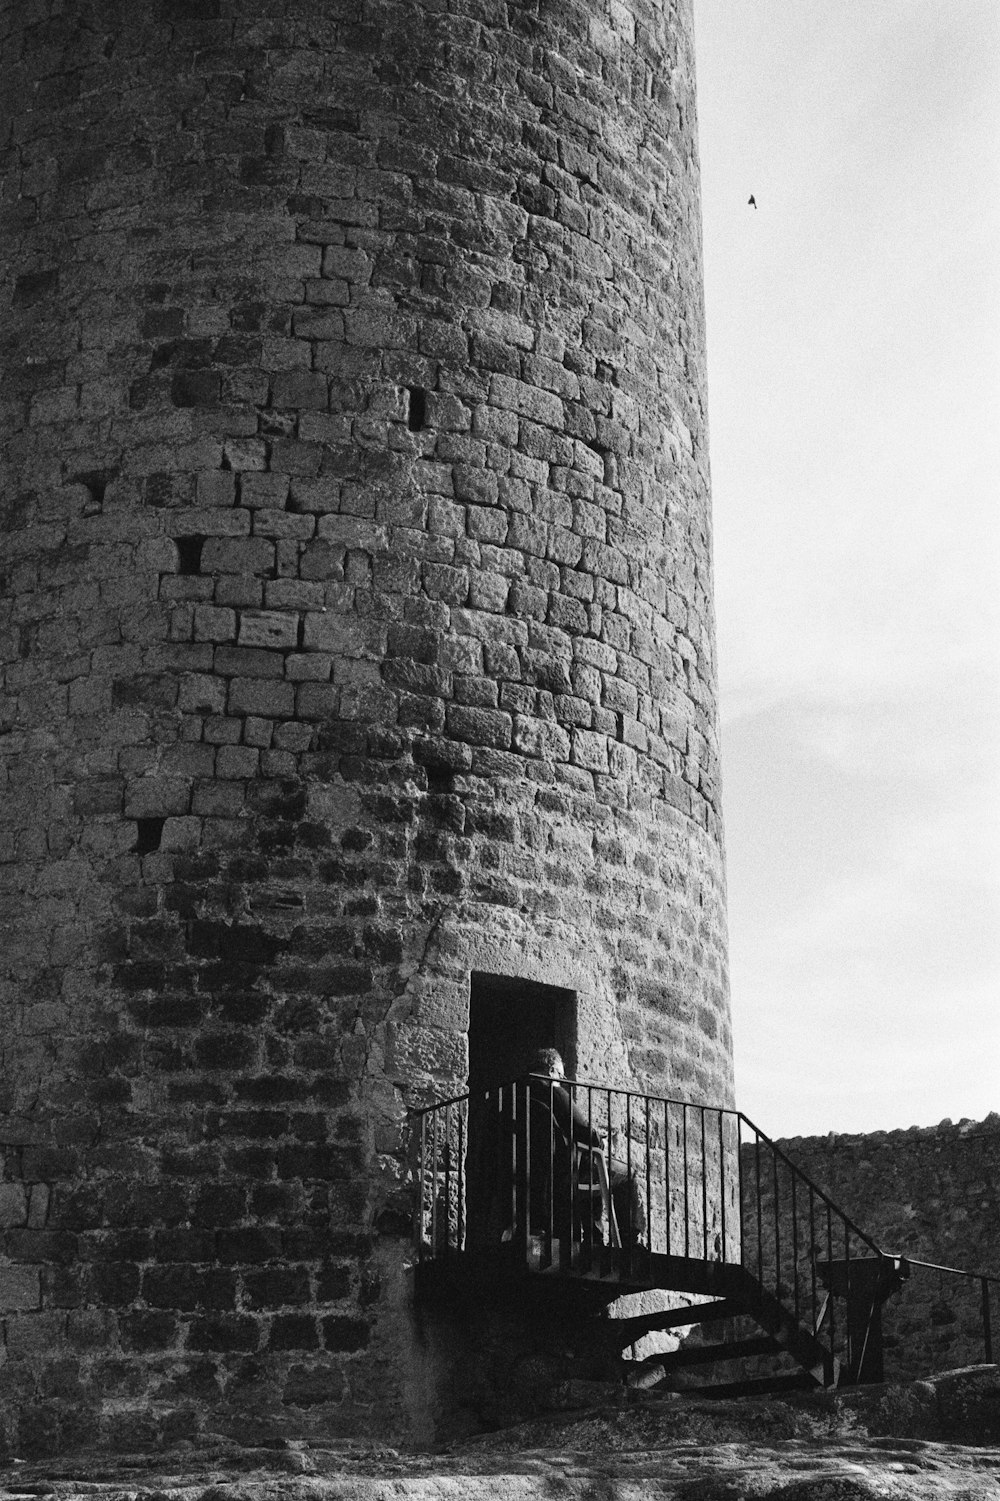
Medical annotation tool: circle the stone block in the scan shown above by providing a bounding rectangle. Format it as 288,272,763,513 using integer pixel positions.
216,745,260,779
0,1183,28,1229
271,371,329,410
571,728,610,773
0,1266,42,1311
214,645,285,678
303,613,383,658
244,716,274,748
283,1361,346,1407
201,537,275,575
197,471,237,507
251,508,315,539
268,1313,321,1349
445,704,512,749
160,816,202,851
178,673,227,714
321,1314,369,1351
322,246,372,281
123,777,190,819
295,682,338,720
238,610,298,650
423,562,469,605
204,716,243,746
193,605,237,642
66,1308,118,1350
26,1184,50,1229
489,374,563,429
513,714,570,762
188,1315,259,1352
241,473,291,509
191,782,246,817
344,307,414,349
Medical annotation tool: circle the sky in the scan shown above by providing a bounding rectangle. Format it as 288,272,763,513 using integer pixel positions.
693,0,1000,1138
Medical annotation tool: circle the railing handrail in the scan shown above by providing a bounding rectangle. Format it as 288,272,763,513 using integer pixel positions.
895,1255,1000,1286
410,1071,736,1117
735,1112,884,1258
410,1086,475,1117
410,1076,883,1257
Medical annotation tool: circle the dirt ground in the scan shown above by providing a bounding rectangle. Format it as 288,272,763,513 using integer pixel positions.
2,1367,998,1500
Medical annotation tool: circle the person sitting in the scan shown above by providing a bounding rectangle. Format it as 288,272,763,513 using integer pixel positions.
528,1048,642,1251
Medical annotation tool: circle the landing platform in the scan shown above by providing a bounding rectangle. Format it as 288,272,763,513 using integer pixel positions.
414,1244,742,1306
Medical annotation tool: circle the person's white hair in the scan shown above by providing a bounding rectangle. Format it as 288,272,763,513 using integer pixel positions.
531,1047,564,1077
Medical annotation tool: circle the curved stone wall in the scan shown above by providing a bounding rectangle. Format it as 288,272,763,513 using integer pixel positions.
0,0,730,1453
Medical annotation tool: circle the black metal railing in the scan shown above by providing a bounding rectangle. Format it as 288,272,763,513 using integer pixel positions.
414,1077,893,1375
738,1112,895,1381
894,1257,997,1367
415,1075,740,1270
412,1076,998,1386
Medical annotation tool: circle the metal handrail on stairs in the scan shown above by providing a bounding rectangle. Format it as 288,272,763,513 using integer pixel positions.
893,1256,997,1366
411,1074,910,1385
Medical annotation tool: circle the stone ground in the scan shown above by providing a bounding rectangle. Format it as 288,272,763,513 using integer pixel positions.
2,1369,999,1501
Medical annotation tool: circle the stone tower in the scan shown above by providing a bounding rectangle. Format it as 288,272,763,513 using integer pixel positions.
0,0,730,1454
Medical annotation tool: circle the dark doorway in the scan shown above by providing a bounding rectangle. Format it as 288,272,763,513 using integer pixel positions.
468,971,575,1095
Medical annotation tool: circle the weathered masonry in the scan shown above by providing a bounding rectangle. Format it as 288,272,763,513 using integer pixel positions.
0,0,731,1452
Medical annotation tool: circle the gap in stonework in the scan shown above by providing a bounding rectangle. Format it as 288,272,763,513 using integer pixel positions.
135,817,165,855
175,535,205,574
407,386,427,431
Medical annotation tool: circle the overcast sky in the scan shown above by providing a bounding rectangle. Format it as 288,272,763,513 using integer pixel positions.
694,0,1000,1138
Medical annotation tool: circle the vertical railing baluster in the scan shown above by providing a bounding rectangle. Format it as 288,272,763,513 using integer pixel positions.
772,1145,781,1300
790,1165,799,1322
826,1203,835,1369
626,1090,632,1260
840,1224,846,1374
445,1102,454,1256
701,1107,708,1260
506,1084,513,1246
587,1084,595,1262
983,1278,993,1363
458,1098,466,1254
754,1130,763,1285
718,1110,726,1262
732,1116,738,1266
809,1187,817,1333
645,1095,652,1261
568,1080,576,1264
606,1085,614,1276
418,1110,427,1261
547,1076,555,1265
678,1110,684,1260
517,1081,529,1267
430,1106,439,1254
664,1098,670,1257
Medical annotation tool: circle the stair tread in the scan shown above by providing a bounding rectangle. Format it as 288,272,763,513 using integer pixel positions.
417,1246,841,1393
607,1299,742,1342
631,1334,780,1373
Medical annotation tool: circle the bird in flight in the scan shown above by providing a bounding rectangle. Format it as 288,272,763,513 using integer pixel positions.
748,195,757,208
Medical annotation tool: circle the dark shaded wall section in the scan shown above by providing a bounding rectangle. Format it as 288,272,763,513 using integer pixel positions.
770,1116,1000,1381
0,0,730,1455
